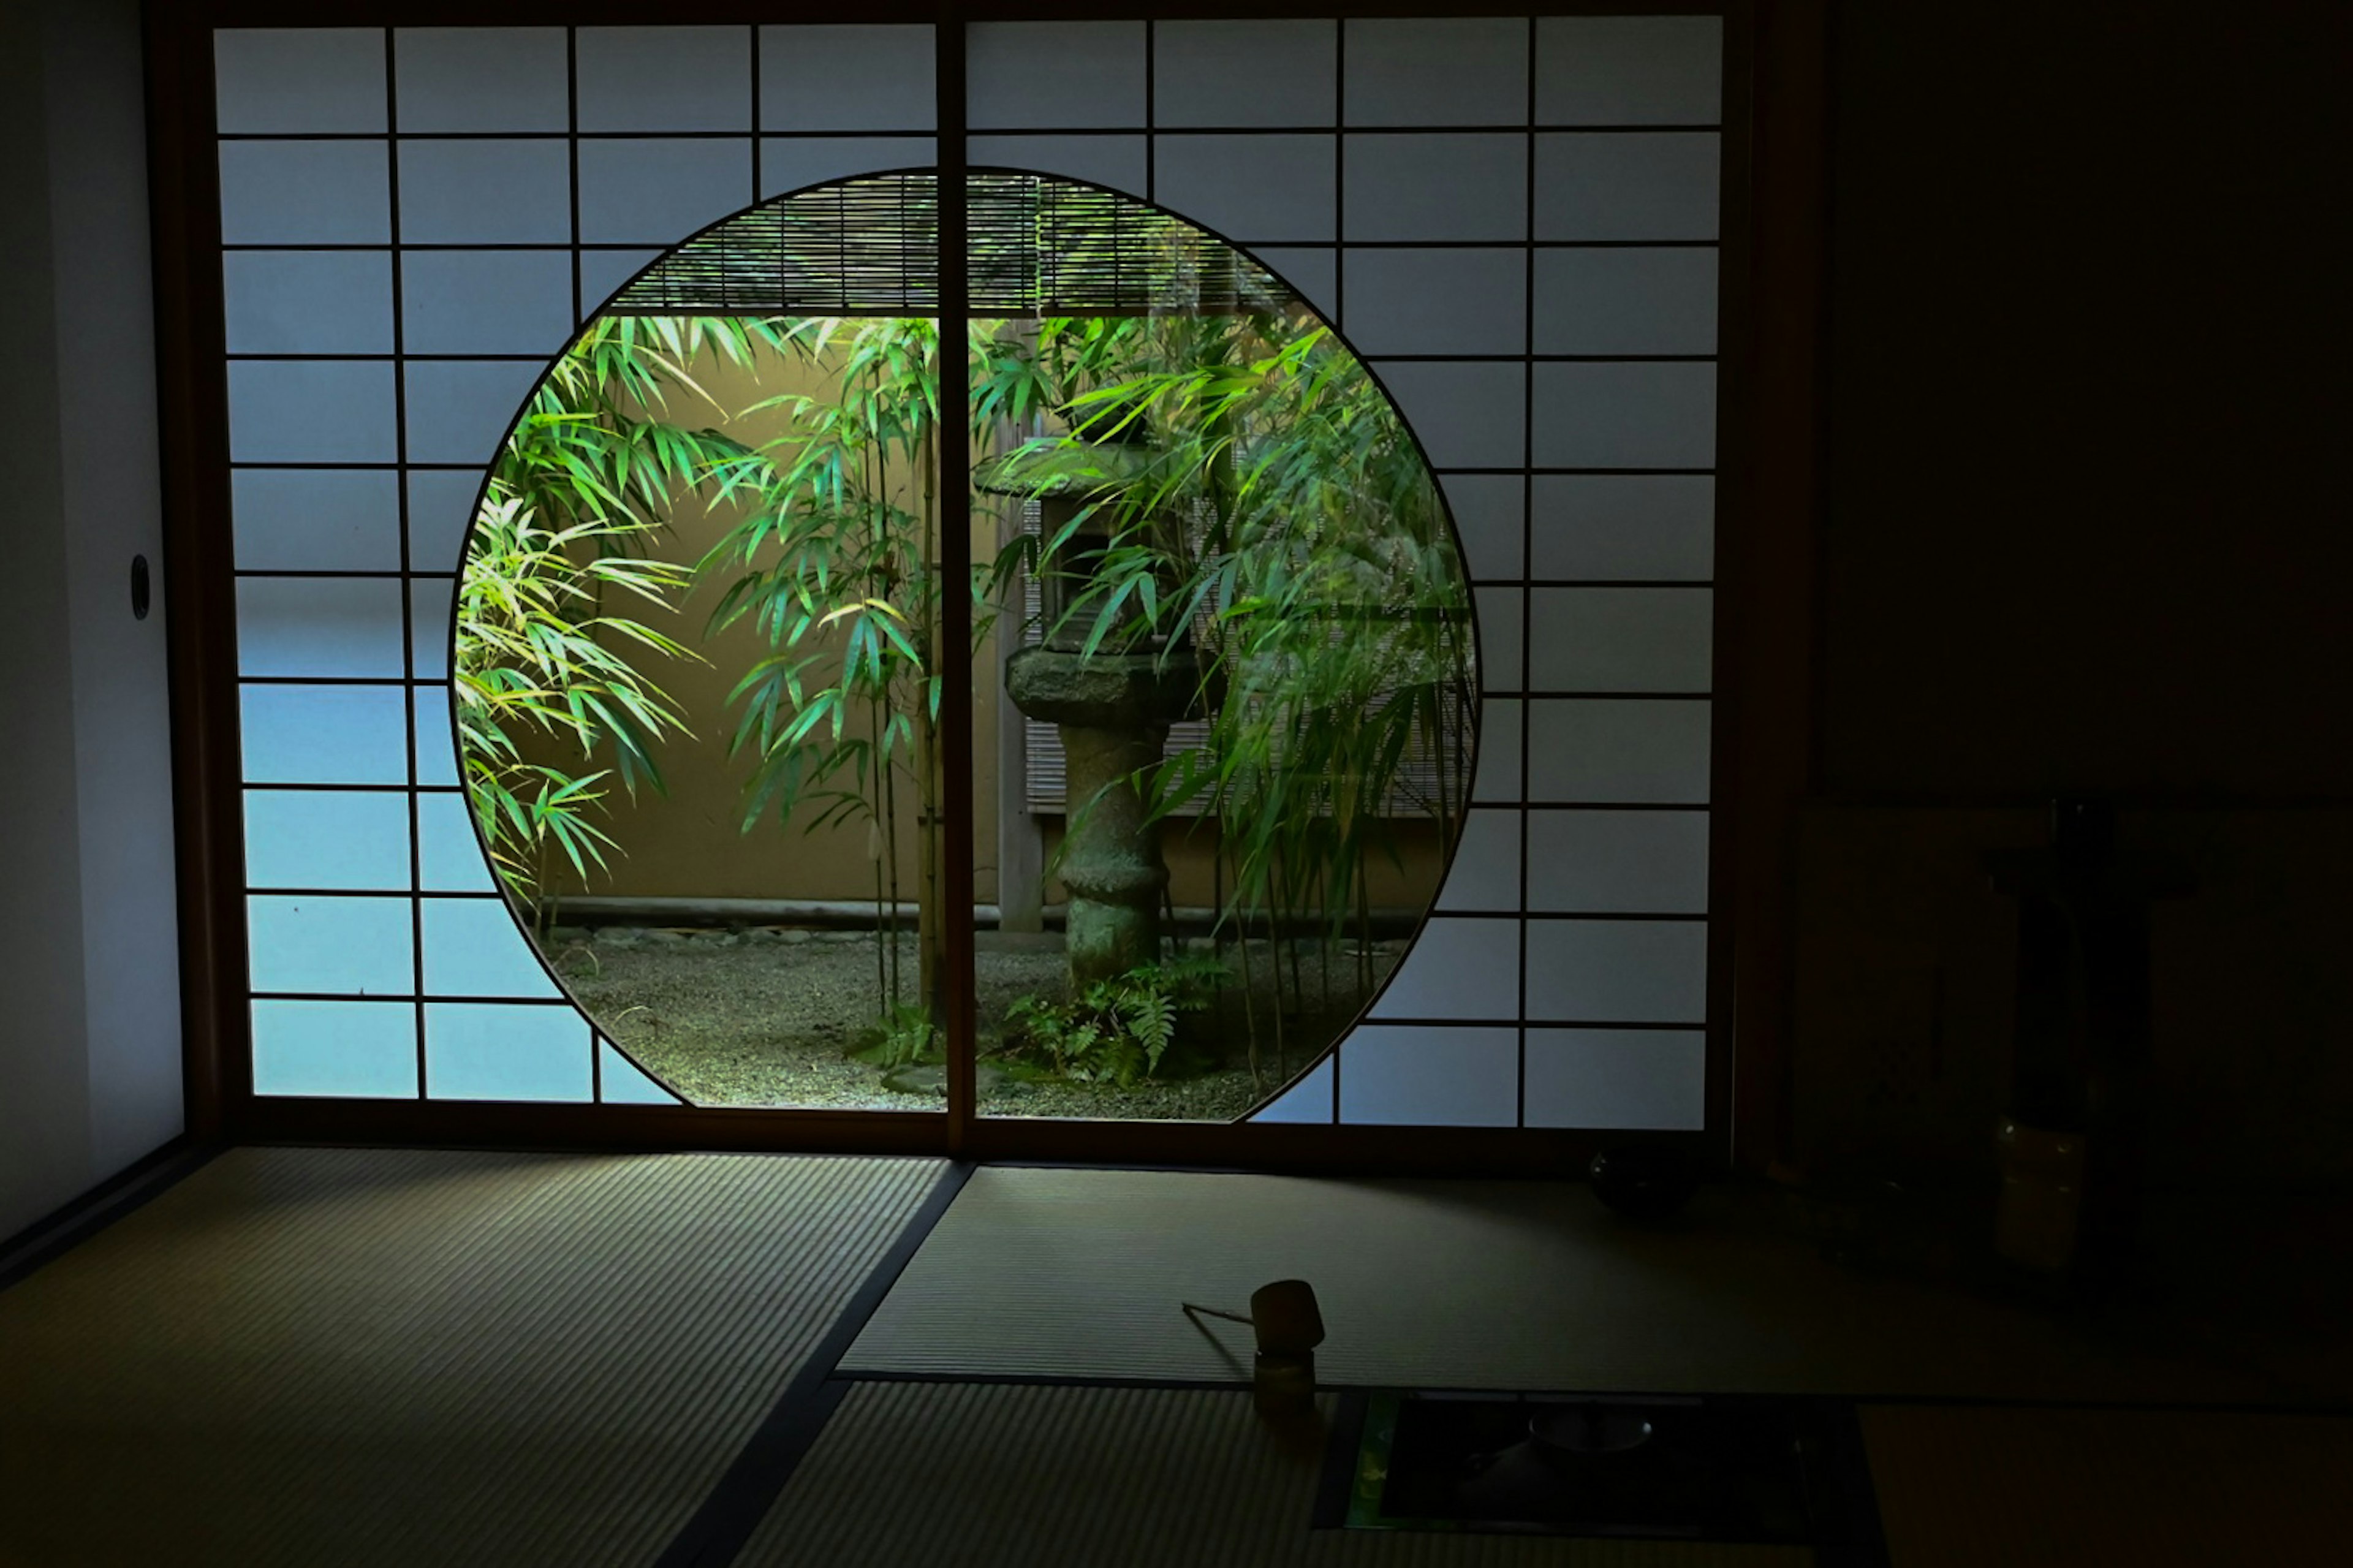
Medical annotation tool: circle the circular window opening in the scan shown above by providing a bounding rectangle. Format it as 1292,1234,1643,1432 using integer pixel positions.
453,172,1479,1121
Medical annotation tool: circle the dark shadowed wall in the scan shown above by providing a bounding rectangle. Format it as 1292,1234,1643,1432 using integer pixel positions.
1798,1,2352,1187
1819,0,2349,800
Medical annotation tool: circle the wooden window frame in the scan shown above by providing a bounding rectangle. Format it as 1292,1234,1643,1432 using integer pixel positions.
147,0,1823,1175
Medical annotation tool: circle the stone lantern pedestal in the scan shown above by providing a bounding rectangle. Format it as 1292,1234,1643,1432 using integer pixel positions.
979,415,1208,987
1005,648,1198,984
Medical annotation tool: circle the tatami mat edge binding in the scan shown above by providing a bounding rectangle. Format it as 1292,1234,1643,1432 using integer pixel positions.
653,1159,972,1568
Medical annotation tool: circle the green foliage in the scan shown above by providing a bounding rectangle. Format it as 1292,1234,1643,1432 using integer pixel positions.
995,956,1228,1086
696,315,972,1028
971,309,1475,929
848,1002,943,1072
454,481,697,899
459,281,1475,1096
700,316,952,838
458,316,785,906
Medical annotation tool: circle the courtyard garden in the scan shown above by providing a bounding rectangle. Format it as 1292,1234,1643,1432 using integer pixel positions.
455,184,1474,1118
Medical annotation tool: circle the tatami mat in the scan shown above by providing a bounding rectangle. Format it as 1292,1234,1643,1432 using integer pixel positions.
741,1381,1812,1567
842,1167,2267,1401
0,1146,942,1568
1862,1404,2353,1567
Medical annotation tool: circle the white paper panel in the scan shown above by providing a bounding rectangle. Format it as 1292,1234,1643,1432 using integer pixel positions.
1434,808,1521,913
1336,1026,1520,1126
424,1003,593,1102
1151,135,1335,243
1343,134,1526,242
599,1042,683,1104
1248,1055,1334,1123
1530,475,1714,581
967,22,1145,130
1438,474,1525,583
1524,1028,1705,1129
1531,362,1717,471
395,27,567,133
215,28,385,134
227,361,398,464
219,141,391,246
1471,699,1522,804
1474,586,1525,691
1528,588,1713,692
232,469,402,573
577,26,750,132
243,789,411,892
397,140,571,244
1533,247,1718,355
1154,20,1336,128
251,999,417,1098
1525,810,1710,914
966,135,1147,200
1344,18,1527,127
403,360,545,466
597,1045,682,1106
1344,248,1523,355
412,688,460,788
401,251,575,357
415,791,494,893
1526,699,1710,803
405,469,486,576
759,139,936,202
1536,17,1723,126
1523,919,1707,1023
1374,362,1525,469
241,684,410,786
247,895,414,996
236,577,404,678
1367,917,1518,1021
223,251,393,355
760,25,937,132
577,138,755,245
1535,132,1720,241
409,588,452,681
422,898,562,999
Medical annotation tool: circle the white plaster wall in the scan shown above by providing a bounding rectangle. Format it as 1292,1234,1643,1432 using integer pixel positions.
49,0,183,1178
0,0,183,1240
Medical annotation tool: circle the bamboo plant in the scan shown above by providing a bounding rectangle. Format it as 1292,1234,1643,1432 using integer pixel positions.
969,305,1477,1086
459,297,1475,1098
456,316,785,918
697,316,1001,1058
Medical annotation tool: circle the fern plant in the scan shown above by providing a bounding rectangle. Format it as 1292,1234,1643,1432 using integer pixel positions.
994,956,1227,1086
847,1002,944,1072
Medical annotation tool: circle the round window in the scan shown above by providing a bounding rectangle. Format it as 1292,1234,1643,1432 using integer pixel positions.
452,172,1479,1121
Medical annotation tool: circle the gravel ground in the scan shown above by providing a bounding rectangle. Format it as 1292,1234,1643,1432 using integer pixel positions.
556,925,1396,1121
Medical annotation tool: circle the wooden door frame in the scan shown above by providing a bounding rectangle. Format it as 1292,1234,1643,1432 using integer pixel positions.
149,0,1824,1175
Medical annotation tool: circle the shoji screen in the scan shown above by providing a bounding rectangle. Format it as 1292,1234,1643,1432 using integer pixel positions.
946,18,1727,1130
214,24,937,1104
213,16,1721,1131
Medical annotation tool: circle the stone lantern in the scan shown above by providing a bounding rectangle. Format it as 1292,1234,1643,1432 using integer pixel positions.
976,421,1203,986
